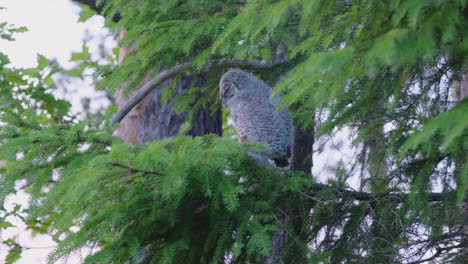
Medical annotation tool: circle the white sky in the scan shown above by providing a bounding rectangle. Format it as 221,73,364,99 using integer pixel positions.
0,0,96,68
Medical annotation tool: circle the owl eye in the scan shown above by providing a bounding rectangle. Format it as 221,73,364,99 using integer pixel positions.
221,83,237,98
222,86,232,98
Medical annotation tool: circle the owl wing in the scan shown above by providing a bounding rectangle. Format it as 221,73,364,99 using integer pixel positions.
230,96,291,159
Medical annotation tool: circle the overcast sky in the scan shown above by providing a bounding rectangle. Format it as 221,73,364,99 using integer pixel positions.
1,0,99,68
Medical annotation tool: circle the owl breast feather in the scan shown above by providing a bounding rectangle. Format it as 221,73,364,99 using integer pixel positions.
229,95,291,160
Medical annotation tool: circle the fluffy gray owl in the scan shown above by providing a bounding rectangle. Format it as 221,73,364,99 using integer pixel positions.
219,69,292,166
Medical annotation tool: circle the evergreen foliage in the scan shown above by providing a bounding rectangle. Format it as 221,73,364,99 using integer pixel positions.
1,0,467,263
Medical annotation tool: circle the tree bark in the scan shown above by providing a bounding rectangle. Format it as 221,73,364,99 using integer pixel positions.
114,31,222,144
290,117,314,174
115,71,222,143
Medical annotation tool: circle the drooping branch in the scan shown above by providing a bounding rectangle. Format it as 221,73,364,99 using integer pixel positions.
303,181,451,203
109,59,287,127
405,245,464,264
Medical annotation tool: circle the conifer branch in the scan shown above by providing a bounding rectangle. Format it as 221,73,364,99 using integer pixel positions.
109,58,287,127
405,245,463,264
304,182,450,203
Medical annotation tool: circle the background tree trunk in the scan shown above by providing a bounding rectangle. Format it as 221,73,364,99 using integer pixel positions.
290,118,314,174
115,32,222,144
115,72,222,143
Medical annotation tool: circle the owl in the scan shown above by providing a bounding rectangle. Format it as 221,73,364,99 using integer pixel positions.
219,69,292,166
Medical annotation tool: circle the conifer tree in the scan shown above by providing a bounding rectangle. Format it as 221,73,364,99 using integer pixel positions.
1,1,467,263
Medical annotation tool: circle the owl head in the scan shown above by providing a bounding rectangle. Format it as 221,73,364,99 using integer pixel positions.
219,69,271,107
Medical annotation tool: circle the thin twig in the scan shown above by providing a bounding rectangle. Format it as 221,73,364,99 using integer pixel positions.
303,182,451,203
109,162,165,176
405,245,463,264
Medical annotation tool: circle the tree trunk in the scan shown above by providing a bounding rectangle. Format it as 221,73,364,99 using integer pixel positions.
115,32,222,144
115,72,222,143
290,118,314,174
